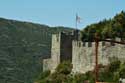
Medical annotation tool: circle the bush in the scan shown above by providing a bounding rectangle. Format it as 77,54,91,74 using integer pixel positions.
119,63,125,78
108,58,121,72
42,70,50,79
56,61,72,75
36,70,50,81
73,73,87,83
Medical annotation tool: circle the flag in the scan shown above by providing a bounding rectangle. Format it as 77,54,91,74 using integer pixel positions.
76,14,81,23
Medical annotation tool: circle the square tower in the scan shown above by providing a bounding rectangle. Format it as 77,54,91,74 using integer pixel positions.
43,30,80,73
50,32,73,72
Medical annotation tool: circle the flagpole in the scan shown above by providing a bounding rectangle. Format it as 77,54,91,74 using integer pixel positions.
75,13,77,29
76,18,77,30
75,13,78,40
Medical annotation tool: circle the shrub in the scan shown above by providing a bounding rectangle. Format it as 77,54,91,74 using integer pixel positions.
56,61,72,75
37,70,50,80
119,63,125,78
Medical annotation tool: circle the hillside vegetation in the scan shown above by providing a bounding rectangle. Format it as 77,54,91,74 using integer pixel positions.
0,18,73,83
81,11,125,41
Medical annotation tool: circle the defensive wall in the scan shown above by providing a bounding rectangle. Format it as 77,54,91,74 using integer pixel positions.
72,38,125,73
43,31,125,73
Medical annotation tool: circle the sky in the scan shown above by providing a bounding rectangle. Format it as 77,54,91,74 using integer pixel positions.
0,0,125,29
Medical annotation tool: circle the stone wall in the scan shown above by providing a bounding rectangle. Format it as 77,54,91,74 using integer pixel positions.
43,31,125,74
72,38,125,73
51,33,61,72
43,33,61,72
43,32,75,73
43,59,52,71
72,41,95,73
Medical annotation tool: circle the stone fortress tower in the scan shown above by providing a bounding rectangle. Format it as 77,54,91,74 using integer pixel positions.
43,30,79,73
43,30,125,73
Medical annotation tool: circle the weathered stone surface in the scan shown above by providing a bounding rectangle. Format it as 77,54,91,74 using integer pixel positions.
72,41,95,73
43,31,76,73
43,33,61,72
72,40,125,73
43,59,52,71
43,32,125,74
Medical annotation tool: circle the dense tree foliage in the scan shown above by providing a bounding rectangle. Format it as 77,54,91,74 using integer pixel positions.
81,11,125,41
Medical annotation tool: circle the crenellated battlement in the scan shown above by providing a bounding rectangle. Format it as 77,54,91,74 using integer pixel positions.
72,41,95,48
43,31,125,74
72,37,125,73
72,37,122,48
73,41,100,48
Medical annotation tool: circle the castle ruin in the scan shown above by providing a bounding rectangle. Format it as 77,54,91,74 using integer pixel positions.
43,31,125,73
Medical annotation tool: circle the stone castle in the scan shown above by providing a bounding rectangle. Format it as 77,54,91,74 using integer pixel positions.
43,30,125,73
